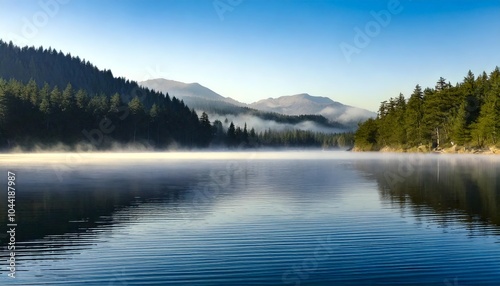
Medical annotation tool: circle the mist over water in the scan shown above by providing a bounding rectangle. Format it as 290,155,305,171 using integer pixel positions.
1,151,500,285
206,112,347,133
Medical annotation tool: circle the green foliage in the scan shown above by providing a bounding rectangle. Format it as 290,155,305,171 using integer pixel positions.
451,101,471,146
355,67,500,150
405,85,424,146
75,89,89,110
220,120,354,149
474,82,500,146
256,129,353,149
61,83,75,112
109,93,122,113
0,77,215,149
198,112,213,147
0,40,355,150
376,94,406,148
128,96,144,115
354,118,378,150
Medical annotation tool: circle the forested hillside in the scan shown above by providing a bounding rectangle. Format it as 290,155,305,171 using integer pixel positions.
141,79,349,130
0,40,350,150
0,40,214,149
0,78,213,149
355,67,500,151
0,40,142,100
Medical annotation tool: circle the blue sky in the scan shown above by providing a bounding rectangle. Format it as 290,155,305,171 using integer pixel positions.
1,0,499,111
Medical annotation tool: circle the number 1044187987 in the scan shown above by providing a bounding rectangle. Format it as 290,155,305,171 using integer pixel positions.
8,172,16,223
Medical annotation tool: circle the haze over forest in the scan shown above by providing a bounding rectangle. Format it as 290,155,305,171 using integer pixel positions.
0,40,354,151
1,39,499,153
1,1,499,152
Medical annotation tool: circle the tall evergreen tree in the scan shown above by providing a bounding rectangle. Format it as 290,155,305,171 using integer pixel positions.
227,122,236,146
451,101,471,146
198,112,212,147
75,89,89,110
475,85,500,146
149,103,160,145
435,77,449,91
405,85,424,146
128,96,145,143
109,93,122,113
356,67,500,151
243,123,249,144
39,83,52,131
61,83,74,112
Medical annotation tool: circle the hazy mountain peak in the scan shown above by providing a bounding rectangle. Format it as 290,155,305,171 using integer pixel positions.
250,93,375,124
292,93,338,105
252,93,337,109
141,78,375,126
143,78,186,87
140,78,245,106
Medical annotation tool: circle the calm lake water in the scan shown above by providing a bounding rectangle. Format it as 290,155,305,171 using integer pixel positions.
1,151,500,285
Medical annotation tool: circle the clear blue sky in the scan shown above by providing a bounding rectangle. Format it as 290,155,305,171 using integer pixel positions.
1,0,499,111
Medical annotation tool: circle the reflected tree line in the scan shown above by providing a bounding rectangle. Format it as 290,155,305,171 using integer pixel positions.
355,156,500,232
0,179,192,245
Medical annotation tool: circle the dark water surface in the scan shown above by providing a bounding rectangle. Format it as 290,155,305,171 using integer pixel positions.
0,152,499,285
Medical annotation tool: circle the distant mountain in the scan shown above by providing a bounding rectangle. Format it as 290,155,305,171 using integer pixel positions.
249,93,376,125
141,79,375,125
140,79,245,107
141,79,374,131
0,40,355,150
140,79,350,132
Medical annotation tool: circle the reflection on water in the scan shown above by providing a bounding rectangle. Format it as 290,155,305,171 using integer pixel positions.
0,152,499,285
355,154,500,233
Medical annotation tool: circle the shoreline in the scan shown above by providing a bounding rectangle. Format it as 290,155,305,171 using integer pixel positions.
353,145,500,155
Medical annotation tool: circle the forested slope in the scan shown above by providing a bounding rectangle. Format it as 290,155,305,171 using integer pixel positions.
355,68,500,151
0,40,352,150
0,40,213,149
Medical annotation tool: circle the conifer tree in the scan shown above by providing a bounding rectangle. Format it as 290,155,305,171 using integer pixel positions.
451,101,471,146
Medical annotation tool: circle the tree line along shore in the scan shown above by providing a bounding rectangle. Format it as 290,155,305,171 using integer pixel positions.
354,67,500,154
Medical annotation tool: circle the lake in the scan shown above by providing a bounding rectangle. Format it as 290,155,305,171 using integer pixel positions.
1,151,499,285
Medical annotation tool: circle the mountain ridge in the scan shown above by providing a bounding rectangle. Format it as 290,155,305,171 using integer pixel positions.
140,79,376,125
140,78,245,107
249,93,375,124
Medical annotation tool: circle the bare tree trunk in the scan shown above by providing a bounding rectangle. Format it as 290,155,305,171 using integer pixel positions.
436,127,440,147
